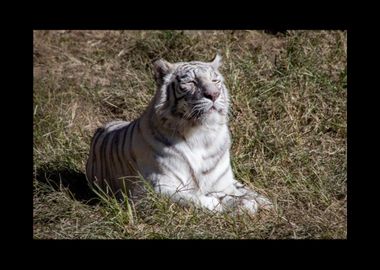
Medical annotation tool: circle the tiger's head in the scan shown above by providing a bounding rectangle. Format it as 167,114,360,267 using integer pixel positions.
153,54,229,129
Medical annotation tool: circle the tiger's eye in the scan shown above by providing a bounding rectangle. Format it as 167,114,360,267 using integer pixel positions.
182,81,196,87
179,81,196,91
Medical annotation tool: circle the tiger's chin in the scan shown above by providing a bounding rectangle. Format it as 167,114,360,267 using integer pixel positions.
189,108,226,126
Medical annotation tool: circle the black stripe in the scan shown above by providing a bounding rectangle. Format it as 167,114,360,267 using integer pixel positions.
115,124,127,168
107,131,118,192
174,89,186,101
117,125,128,176
170,82,178,106
108,125,126,191
92,128,107,184
121,122,131,156
202,147,228,175
171,88,185,118
173,83,186,101
91,127,104,148
165,83,174,104
153,128,173,147
180,64,193,74
159,162,184,185
166,82,186,119
90,127,104,157
162,83,175,114
100,131,111,188
111,129,123,192
105,131,115,186
214,166,230,183
147,115,173,147
203,143,228,159
171,82,186,104
136,118,142,133
128,120,137,163
104,126,121,186
192,69,197,78
122,121,136,173
89,127,104,182
138,120,166,158
171,147,199,189
111,126,125,191
170,83,179,115
154,131,172,147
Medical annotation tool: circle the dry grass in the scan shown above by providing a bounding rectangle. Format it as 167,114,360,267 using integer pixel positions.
33,30,347,239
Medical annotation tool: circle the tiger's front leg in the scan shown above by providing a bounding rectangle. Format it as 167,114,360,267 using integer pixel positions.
154,181,225,212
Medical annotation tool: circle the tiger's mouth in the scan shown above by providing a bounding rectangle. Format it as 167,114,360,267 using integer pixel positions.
207,106,223,116
184,99,228,122
188,105,220,120
209,106,217,112
209,104,225,114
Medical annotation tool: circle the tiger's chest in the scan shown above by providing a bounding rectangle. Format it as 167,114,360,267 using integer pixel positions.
176,143,211,172
175,127,231,177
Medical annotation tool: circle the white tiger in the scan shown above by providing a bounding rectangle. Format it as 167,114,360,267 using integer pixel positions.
86,54,273,214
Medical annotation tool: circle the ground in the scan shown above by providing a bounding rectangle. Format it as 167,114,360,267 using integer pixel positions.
33,30,347,239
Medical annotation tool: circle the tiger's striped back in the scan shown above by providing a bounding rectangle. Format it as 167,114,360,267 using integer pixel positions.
86,120,139,198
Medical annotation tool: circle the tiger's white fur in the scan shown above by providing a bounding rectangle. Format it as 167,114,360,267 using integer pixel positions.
86,54,272,214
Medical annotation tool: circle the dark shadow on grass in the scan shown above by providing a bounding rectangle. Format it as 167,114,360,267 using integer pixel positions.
34,165,100,205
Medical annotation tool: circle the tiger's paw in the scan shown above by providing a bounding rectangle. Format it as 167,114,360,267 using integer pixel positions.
254,194,274,211
200,195,224,212
235,195,274,215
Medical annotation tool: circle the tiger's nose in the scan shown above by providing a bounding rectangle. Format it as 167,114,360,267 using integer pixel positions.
204,90,220,102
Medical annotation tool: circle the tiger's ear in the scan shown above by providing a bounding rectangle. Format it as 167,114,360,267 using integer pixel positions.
210,53,222,70
153,58,174,85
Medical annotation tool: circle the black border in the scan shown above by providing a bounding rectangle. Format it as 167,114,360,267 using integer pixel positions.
28,13,352,254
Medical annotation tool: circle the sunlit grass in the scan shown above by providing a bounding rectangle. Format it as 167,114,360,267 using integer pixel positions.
33,30,346,239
